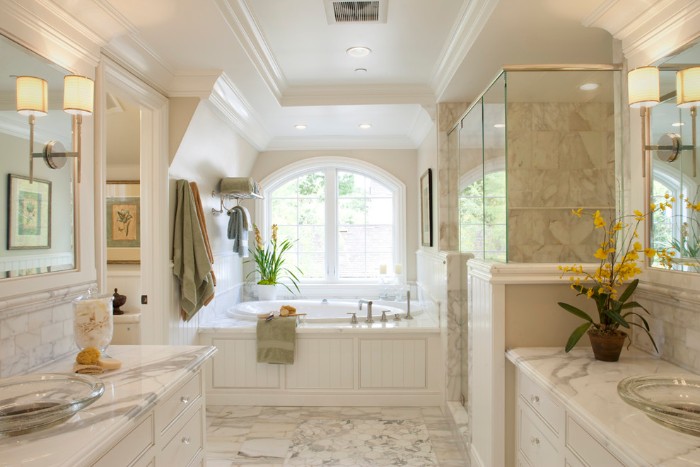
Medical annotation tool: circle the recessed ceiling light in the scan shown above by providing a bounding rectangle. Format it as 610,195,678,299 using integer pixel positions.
494,123,506,128
672,122,685,127
355,68,368,73
346,46,371,58
358,123,372,129
295,124,307,130
579,83,599,91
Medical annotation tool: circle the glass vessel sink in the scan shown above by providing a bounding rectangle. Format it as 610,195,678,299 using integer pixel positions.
0,373,104,436
618,375,700,436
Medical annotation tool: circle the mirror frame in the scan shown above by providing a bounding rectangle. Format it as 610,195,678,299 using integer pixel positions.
0,24,97,302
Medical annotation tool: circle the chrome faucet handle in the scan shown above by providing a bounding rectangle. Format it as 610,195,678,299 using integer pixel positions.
393,312,401,321
380,310,390,322
347,312,358,324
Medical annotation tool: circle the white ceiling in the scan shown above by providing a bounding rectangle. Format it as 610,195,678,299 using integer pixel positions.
50,0,616,150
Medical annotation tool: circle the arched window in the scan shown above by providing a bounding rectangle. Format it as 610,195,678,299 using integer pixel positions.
258,157,405,283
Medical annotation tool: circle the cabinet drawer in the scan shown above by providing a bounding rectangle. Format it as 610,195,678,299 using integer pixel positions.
566,415,624,467
519,371,565,436
161,407,203,467
519,406,560,467
156,371,202,436
93,413,154,467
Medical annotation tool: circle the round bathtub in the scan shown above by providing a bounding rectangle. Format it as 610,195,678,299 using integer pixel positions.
227,299,417,323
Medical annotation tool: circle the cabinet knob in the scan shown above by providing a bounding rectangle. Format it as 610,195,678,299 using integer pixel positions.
530,437,540,446
181,396,190,404
181,436,191,445
530,394,540,404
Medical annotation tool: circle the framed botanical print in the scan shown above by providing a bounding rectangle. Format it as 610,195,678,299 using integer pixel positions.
420,168,433,247
7,174,51,249
106,180,140,264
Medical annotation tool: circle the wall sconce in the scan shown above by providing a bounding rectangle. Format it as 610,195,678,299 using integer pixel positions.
629,66,700,177
16,74,94,183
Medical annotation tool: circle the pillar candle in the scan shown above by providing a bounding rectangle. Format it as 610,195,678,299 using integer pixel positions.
379,264,387,274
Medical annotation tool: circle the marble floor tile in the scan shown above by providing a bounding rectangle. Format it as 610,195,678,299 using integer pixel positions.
206,405,470,466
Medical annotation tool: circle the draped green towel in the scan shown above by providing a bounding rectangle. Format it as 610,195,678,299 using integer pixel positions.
172,179,215,321
256,317,297,364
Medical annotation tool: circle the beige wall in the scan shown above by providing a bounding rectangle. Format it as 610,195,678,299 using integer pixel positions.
168,98,259,343
250,148,419,282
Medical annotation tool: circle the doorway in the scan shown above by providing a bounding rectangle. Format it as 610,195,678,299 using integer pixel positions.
97,56,169,344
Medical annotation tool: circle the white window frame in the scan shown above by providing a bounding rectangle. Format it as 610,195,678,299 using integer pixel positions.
256,157,406,289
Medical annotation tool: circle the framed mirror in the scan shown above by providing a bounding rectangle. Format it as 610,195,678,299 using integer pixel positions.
0,33,76,279
648,40,700,273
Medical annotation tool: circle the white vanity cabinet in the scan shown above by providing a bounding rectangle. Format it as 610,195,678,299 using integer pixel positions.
93,370,205,466
508,347,700,467
0,345,216,467
515,369,624,467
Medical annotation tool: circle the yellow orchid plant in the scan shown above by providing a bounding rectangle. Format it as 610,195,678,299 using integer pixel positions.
558,206,664,353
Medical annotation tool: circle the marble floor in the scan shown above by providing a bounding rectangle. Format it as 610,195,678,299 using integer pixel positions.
206,406,470,466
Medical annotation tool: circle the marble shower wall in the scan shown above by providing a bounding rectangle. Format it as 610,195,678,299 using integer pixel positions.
438,103,468,252
507,101,617,263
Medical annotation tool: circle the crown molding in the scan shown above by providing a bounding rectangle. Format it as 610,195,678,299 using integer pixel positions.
213,0,286,101
582,0,700,68
0,0,102,71
280,84,436,107
430,0,499,100
265,134,417,151
207,72,270,150
408,108,435,148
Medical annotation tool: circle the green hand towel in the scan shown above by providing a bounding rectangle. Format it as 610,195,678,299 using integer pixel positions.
257,317,297,364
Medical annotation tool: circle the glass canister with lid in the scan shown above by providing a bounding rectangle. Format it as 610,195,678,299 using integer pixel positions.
72,290,114,352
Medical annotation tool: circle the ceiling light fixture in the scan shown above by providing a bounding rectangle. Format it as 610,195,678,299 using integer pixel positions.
493,123,505,128
672,122,685,127
579,83,599,91
346,46,371,58
354,68,368,73
358,123,372,129
294,124,307,130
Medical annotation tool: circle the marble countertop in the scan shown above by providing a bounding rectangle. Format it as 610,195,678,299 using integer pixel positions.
0,345,216,467
506,347,700,466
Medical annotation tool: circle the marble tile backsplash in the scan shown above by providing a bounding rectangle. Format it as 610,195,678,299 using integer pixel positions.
0,284,91,377
633,284,700,374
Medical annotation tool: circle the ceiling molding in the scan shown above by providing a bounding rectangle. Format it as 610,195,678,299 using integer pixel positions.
582,0,700,67
280,85,436,107
265,134,417,151
407,108,434,148
0,0,102,70
207,72,270,150
91,0,141,37
169,72,222,98
430,0,499,100
213,0,287,101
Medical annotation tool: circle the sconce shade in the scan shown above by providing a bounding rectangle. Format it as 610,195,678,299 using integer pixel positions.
628,66,660,108
677,67,700,108
16,76,48,116
63,75,94,115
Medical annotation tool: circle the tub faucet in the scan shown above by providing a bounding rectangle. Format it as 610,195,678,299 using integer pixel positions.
404,290,413,320
358,299,374,323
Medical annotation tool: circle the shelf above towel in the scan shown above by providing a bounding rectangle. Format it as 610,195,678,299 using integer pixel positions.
212,177,263,215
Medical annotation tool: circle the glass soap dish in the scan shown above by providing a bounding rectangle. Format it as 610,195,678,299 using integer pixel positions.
0,373,104,436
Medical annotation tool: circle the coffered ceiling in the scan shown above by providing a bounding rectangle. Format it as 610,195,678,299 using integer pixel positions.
49,0,614,150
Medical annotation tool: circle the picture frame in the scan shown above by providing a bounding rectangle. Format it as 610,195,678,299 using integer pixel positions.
420,168,433,247
7,174,51,250
106,180,140,264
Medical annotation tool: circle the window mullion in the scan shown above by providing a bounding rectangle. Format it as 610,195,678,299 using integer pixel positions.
326,168,337,281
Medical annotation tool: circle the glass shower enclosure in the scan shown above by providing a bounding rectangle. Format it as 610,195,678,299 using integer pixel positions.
449,66,623,404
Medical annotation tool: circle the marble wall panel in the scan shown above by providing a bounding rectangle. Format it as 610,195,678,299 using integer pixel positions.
0,284,91,377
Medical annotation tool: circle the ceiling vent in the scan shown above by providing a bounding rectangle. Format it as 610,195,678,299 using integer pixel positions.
325,1,387,24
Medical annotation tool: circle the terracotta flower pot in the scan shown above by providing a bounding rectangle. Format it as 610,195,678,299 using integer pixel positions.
588,329,627,362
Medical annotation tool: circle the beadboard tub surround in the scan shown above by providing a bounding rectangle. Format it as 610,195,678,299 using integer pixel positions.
507,347,700,466
199,309,442,406
0,345,217,467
